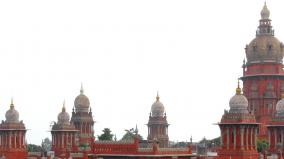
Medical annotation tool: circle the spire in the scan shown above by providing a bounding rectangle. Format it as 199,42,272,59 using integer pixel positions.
257,2,274,36
236,79,241,95
156,91,160,101
135,124,138,135
10,97,14,109
80,83,84,95
261,1,270,20
62,100,66,112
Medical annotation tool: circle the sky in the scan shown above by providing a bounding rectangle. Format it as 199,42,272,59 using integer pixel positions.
0,0,284,145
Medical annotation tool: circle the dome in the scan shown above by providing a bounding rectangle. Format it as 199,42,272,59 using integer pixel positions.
151,94,165,117
276,94,284,115
261,2,270,19
229,86,249,114
5,100,20,123
74,84,90,113
57,102,70,125
245,3,284,65
246,35,284,64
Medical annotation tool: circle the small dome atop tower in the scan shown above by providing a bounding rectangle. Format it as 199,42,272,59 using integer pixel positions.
229,81,249,114
151,93,165,117
57,101,70,125
74,84,90,113
261,2,270,20
5,99,20,123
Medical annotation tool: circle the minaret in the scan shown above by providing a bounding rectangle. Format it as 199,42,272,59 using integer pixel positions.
218,82,259,159
0,99,27,159
147,93,169,148
241,2,284,139
70,84,94,151
51,101,78,158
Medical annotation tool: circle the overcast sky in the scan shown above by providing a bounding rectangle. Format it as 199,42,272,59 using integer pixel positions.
0,0,283,145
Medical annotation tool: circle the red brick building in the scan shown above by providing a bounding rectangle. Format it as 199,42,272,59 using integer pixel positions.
0,100,27,159
241,2,284,139
51,101,78,158
267,94,284,157
147,93,169,148
217,83,259,159
71,84,95,152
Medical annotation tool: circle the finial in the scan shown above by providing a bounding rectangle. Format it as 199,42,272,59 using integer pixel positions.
62,100,66,112
261,1,270,19
10,97,14,109
156,91,160,101
236,79,241,95
80,83,84,94
135,124,138,135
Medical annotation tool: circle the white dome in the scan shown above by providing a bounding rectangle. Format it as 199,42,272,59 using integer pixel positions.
229,88,249,114
57,105,70,125
276,97,284,115
5,103,19,123
74,86,90,112
151,95,165,117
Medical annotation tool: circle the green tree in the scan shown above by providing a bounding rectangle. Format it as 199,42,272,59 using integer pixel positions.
98,128,114,141
121,128,143,141
28,144,43,152
257,139,269,153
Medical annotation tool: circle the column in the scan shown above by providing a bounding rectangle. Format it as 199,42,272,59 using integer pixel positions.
52,134,54,146
250,127,253,150
275,128,277,149
14,132,16,148
65,132,69,145
19,132,22,148
246,127,249,150
166,127,168,135
220,127,223,147
233,127,236,149
62,132,64,148
268,128,271,146
22,132,25,148
241,126,244,150
280,128,283,146
226,127,229,150
254,127,257,150
9,132,11,148
70,133,73,146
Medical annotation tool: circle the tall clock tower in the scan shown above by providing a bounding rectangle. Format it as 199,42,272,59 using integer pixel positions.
241,3,284,138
